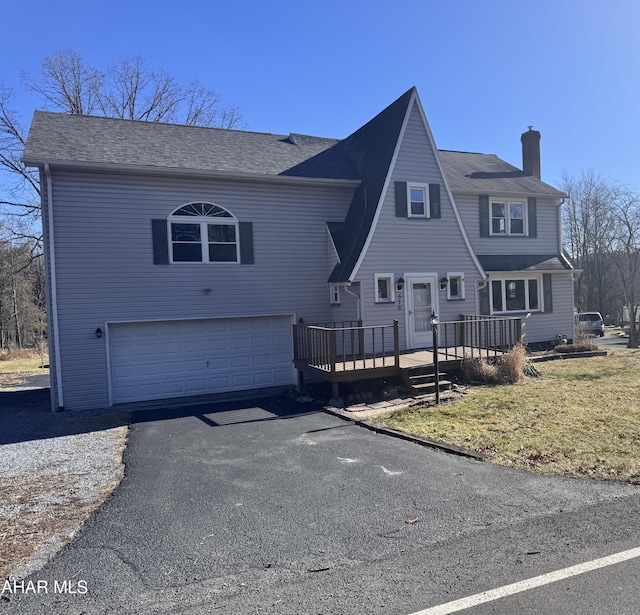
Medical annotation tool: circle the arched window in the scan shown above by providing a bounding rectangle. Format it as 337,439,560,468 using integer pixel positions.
168,202,239,263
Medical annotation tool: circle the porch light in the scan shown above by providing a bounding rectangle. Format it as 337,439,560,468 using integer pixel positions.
430,311,440,404
95,327,103,339
439,276,448,291
396,276,404,292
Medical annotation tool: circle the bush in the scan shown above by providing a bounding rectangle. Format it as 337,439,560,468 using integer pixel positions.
462,343,528,385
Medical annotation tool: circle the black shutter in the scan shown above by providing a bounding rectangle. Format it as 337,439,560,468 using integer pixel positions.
527,197,537,238
152,219,169,265
543,273,553,312
395,181,408,217
479,283,490,315
239,221,254,264
429,183,441,218
479,195,490,237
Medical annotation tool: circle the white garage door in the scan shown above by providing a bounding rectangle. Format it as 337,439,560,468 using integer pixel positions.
109,316,294,404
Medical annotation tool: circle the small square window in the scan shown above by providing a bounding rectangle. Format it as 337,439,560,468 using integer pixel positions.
374,274,395,303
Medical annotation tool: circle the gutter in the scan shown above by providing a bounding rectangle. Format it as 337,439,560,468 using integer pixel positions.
22,159,361,189
44,164,64,411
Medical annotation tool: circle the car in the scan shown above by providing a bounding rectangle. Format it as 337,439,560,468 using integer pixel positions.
576,312,605,337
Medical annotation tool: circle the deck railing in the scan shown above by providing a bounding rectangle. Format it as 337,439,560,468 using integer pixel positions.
293,320,400,373
293,315,521,374
438,315,522,360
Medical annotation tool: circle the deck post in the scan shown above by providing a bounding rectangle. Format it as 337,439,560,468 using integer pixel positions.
358,319,365,360
393,319,400,367
329,328,337,374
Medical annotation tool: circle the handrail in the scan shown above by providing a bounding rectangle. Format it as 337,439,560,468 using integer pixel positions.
440,315,522,360
293,315,521,372
293,320,399,373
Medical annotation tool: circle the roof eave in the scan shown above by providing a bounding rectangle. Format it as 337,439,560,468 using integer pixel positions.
21,158,362,188
450,188,568,200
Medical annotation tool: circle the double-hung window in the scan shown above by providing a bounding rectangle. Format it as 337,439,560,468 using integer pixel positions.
168,202,239,263
490,199,526,235
491,277,540,313
408,184,430,218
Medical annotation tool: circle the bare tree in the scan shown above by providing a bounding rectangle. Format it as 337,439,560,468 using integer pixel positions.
562,170,640,347
1,50,245,348
22,50,103,116
609,190,640,347
21,50,244,129
561,171,621,317
0,88,41,245
2,49,244,242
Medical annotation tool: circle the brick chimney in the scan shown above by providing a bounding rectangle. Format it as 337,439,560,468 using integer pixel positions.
521,126,541,179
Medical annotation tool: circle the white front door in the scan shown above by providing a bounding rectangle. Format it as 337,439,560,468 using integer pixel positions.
406,274,438,349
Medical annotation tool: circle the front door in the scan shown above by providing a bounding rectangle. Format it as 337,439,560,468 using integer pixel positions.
406,274,438,348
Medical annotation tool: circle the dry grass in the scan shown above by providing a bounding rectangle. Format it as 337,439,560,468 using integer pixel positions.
0,354,49,388
462,343,528,385
554,343,599,353
377,348,640,483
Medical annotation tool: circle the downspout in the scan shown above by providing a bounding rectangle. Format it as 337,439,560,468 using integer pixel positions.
343,285,361,321
557,197,566,255
44,164,64,411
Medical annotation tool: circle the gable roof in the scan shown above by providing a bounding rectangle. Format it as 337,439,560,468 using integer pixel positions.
24,90,569,284
439,150,566,198
23,112,358,181
327,88,415,283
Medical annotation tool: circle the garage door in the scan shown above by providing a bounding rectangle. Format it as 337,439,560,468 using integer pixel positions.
109,316,294,404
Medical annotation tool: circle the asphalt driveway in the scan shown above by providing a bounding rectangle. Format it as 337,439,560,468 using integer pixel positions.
3,395,637,614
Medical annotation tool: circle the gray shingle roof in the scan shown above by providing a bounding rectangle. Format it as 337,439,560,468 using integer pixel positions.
23,112,358,180
478,254,572,271
438,150,566,197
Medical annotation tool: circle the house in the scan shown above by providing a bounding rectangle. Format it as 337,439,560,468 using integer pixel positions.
23,87,574,412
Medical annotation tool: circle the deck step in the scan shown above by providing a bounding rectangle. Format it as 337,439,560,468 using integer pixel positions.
402,368,453,395
410,378,453,394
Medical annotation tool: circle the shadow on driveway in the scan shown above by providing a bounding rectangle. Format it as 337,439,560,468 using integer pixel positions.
0,389,323,446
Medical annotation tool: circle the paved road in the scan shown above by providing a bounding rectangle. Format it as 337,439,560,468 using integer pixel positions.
2,396,638,614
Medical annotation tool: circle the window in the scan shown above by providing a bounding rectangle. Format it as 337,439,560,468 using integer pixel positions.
490,199,526,236
447,273,465,300
374,274,395,303
491,277,541,313
407,184,430,218
168,202,239,263
329,285,340,305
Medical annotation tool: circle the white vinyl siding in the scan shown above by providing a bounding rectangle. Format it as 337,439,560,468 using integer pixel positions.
47,169,354,410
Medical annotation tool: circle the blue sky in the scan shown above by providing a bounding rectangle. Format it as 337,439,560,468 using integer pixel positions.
3,0,640,189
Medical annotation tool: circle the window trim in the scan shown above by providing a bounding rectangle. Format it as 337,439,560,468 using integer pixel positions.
489,198,527,236
446,272,465,300
407,183,431,218
168,202,240,264
490,274,543,314
374,273,395,303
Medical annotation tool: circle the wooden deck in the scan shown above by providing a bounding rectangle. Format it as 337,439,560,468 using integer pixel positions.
292,316,520,398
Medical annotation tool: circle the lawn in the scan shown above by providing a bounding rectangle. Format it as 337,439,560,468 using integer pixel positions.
0,352,49,388
376,348,640,483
